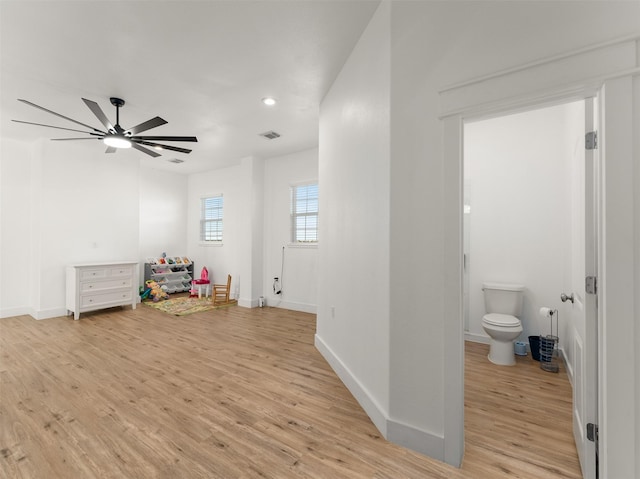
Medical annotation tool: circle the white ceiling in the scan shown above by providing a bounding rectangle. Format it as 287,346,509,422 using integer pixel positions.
0,1,379,174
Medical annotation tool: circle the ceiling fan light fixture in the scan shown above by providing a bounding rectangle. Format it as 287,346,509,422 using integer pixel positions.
103,135,132,149
15,97,197,158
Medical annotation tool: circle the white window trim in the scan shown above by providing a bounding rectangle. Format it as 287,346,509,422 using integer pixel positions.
290,180,319,245
287,242,318,249
199,242,224,247
200,193,224,244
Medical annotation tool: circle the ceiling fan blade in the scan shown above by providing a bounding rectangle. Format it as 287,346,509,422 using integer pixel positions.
51,137,102,141
126,116,167,135
18,99,104,133
136,140,193,154
11,120,104,136
105,146,117,154
130,142,161,158
82,98,114,132
131,135,198,142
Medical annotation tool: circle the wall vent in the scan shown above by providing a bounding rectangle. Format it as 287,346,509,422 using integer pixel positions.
259,130,281,140
168,158,184,164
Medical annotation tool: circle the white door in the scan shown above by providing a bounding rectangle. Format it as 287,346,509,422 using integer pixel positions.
569,96,599,479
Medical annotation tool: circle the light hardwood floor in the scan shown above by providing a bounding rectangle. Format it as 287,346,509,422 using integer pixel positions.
1,304,581,478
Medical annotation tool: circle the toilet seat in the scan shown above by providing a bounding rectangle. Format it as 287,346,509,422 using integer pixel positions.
482,313,521,327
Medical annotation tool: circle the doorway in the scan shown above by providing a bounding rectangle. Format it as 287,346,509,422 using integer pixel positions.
463,101,583,349
461,99,595,477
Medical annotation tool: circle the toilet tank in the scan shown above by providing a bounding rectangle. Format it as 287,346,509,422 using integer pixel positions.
482,282,525,316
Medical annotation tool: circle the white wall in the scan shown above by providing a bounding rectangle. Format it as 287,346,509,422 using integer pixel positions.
316,0,640,467
390,1,639,470
186,151,318,310
633,73,640,477
186,162,249,301
464,102,582,349
139,168,188,285
1,139,318,317
38,143,141,316
317,0,391,435
0,139,33,317
263,148,318,312
0,140,141,319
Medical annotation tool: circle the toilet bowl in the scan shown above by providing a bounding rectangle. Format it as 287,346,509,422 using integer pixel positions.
482,313,523,365
481,283,525,366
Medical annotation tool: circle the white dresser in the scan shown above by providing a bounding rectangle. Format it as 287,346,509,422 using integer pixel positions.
66,261,138,320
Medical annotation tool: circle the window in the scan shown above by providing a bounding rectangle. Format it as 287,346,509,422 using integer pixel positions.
200,195,223,242
290,183,318,243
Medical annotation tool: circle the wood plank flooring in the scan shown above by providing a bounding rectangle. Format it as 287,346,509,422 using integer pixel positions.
0,304,581,478
463,341,581,478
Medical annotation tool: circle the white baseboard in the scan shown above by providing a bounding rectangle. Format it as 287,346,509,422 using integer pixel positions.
464,331,490,344
314,334,388,435
269,299,316,314
238,298,316,314
560,347,573,386
237,298,255,308
34,307,69,320
387,418,444,460
0,306,33,319
315,334,444,460
0,306,68,320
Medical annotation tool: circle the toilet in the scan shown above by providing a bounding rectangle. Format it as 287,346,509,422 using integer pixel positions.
481,282,525,366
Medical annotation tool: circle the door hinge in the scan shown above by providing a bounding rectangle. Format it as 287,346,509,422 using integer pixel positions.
586,131,598,150
587,423,598,442
586,276,597,295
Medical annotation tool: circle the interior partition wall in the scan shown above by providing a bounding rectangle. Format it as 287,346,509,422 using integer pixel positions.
441,36,639,475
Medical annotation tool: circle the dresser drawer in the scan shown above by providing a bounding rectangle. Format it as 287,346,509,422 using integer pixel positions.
80,289,133,308
81,278,132,293
109,266,133,278
80,266,133,281
80,268,108,281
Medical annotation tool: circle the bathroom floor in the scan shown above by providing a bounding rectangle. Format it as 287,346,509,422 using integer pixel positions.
462,341,582,478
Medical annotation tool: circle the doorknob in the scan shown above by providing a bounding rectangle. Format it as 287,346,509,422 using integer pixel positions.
560,292,575,304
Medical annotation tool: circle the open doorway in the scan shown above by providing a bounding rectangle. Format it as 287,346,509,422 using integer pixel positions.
461,99,594,477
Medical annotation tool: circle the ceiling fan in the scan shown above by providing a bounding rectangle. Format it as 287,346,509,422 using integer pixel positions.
12,97,197,157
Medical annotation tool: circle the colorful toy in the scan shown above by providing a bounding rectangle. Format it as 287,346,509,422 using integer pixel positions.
145,280,169,302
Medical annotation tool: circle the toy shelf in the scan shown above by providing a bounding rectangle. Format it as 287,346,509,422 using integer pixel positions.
144,257,194,294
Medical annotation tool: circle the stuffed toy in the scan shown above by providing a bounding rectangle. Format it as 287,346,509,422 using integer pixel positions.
145,280,169,302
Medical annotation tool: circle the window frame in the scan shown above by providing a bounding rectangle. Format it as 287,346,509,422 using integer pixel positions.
199,194,224,245
290,182,318,245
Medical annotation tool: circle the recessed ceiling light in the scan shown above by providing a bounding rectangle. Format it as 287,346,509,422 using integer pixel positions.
262,97,277,106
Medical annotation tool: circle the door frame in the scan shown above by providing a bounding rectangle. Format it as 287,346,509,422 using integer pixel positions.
440,36,638,474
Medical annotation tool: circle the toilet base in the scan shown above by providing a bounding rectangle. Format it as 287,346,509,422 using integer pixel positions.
487,339,516,366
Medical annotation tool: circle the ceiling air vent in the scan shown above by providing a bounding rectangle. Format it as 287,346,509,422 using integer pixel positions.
168,158,184,164
259,130,281,140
